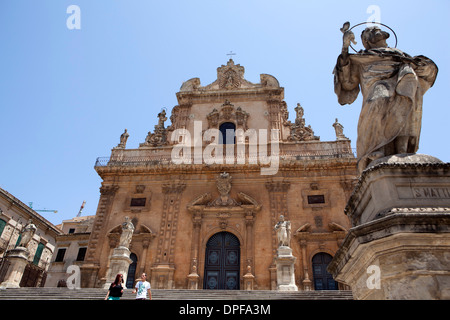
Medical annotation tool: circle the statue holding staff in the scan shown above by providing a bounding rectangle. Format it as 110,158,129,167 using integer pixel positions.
333,22,438,174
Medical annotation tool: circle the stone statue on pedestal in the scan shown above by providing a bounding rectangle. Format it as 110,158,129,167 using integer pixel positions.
18,219,37,248
273,215,298,291
329,22,450,300
103,217,135,289
140,109,169,147
116,129,129,148
333,22,438,174
274,215,291,247
119,216,134,248
332,118,348,141
0,219,36,288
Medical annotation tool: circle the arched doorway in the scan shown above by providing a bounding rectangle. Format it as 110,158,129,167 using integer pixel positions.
312,252,337,290
219,122,236,144
126,253,138,288
203,231,240,290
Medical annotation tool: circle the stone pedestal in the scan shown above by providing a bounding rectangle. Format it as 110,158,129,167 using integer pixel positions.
187,272,199,290
0,247,30,288
302,277,312,291
328,154,450,300
103,246,132,289
151,264,175,289
275,246,298,291
243,269,256,290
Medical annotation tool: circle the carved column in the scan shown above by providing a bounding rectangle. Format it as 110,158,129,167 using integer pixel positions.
151,181,186,289
168,103,192,133
266,99,283,141
245,212,254,267
187,211,202,289
265,179,290,290
244,210,256,290
105,237,117,274
299,240,312,290
265,180,290,256
140,239,150,276
81,184,119,287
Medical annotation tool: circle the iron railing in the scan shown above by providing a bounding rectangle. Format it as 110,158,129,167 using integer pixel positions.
95,148,356,167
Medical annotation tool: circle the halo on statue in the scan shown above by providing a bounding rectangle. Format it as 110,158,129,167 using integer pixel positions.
348,22,398,52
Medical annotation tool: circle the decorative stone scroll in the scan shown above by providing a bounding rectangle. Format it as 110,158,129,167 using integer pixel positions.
288,103,319,142
140,109,169,147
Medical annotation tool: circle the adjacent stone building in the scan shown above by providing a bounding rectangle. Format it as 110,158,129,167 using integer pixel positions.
0,187,62,287
45,215,95,287
80,59,358,290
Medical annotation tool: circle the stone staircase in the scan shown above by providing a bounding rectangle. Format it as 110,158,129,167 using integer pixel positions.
0,287,353,300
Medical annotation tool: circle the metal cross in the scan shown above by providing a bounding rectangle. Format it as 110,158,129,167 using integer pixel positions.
226,51,236,59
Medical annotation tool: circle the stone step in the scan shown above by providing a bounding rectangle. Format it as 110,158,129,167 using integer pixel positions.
0,287,353,300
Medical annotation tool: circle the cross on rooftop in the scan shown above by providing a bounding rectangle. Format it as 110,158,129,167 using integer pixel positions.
226,51,236,59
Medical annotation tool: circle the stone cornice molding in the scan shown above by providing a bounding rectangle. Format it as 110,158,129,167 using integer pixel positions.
345,160,450,217
95,158,358,179
327,212,450,278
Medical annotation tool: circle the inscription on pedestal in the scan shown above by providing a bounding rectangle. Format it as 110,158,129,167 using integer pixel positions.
397,185,450,200
412,187,450,199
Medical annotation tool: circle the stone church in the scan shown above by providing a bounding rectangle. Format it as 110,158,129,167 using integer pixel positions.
80,59,358,290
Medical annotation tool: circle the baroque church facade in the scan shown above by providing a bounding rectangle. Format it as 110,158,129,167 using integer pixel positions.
80,59,358,290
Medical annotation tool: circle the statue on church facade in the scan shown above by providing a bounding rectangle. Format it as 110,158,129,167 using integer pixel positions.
333,22,438,174
18,219,37,248
288,103,320,142
118,216,134,248
116,129,129,148
140,109,169,147
274,215,291,247
332,118,348,141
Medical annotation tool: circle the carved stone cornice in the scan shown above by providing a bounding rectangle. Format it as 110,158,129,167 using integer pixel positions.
265,180,290,192
99,185,119,196
162,182,186,194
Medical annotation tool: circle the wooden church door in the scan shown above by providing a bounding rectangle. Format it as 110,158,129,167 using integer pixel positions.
203,232,240,290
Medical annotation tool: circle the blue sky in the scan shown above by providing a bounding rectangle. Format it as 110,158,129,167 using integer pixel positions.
1,0,449,225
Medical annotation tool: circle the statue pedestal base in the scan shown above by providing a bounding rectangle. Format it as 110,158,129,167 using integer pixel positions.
103,246,132,289
243,272,256,290
275,246,298,291
0,247,30,289
328,154,450,299
151,264,175,289
187,272,199,290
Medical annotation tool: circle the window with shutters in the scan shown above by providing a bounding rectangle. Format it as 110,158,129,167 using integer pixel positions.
33,243,45,265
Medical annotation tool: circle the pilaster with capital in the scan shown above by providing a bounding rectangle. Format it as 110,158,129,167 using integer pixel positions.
265,179,290,290
85,185,119,263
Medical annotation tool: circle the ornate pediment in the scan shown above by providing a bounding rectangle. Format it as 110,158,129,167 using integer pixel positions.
188,192,212,206
206,100,249,130
217,59,244,89
187,172,261,213
178,60,280,94
199,59,259,91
